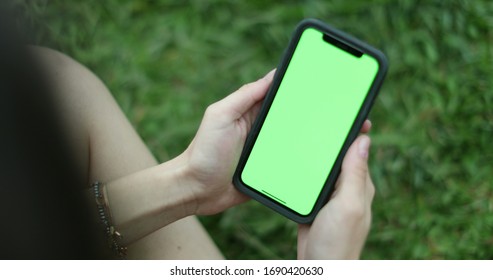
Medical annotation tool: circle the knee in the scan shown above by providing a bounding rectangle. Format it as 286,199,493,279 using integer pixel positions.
30,46,103,91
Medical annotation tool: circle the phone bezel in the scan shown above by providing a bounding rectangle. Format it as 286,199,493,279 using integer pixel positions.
233,18,388,224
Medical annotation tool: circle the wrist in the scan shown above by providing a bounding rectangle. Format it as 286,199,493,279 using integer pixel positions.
175,148,247,216
156,154,200,218
173,150,215,216
104,155,200,244
176,150,226,215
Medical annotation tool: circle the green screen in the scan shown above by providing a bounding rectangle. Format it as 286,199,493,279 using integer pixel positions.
240,28,379,216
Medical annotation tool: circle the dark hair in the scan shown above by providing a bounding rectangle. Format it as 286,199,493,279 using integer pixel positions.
0,3,107,259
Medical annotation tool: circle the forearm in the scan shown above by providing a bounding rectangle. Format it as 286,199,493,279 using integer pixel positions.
104,155,197,245
35,46,224,258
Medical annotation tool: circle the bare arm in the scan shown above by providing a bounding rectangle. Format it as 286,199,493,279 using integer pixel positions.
35,46,226,258
104,70,275,244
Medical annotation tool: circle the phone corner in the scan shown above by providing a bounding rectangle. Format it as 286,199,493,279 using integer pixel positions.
373,49,389,75
232,171,243,190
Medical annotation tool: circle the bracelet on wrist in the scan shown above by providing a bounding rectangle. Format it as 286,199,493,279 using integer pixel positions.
91,181,127,259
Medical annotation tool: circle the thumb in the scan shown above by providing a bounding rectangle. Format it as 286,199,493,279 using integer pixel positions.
336,135,371,199
214,70,275,121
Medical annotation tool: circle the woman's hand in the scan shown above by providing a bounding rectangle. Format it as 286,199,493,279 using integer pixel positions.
179,69,374,260
181,70,275,215
297,121,375,259
104,70,274,244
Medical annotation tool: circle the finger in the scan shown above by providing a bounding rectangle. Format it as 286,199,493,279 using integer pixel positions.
243,101,263,129
215,69,275,120
336,135,371,201
366,171,375,205
360,120,372,134
297,224,310,259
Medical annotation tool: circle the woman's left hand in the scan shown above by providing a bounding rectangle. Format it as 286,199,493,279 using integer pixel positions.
181,70,275,215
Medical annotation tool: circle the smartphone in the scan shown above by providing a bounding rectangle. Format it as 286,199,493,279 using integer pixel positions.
233,19,388,223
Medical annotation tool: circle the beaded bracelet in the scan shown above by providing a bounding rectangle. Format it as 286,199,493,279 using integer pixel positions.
91,181,127,259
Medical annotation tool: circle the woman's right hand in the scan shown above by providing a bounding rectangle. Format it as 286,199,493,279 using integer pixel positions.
297,121,375,259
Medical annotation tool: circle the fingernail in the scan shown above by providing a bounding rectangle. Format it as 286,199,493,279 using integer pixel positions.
358,136,370,159
263,69,276,80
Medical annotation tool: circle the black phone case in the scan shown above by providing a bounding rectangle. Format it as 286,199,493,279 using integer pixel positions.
233,18,388,223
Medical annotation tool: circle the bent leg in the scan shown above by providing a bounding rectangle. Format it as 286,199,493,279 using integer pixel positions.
35,47,222,259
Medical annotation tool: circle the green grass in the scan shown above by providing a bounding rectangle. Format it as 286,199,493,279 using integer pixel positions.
15,0,493,259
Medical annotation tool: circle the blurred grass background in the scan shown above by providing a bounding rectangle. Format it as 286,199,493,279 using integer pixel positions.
13,0,493,259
